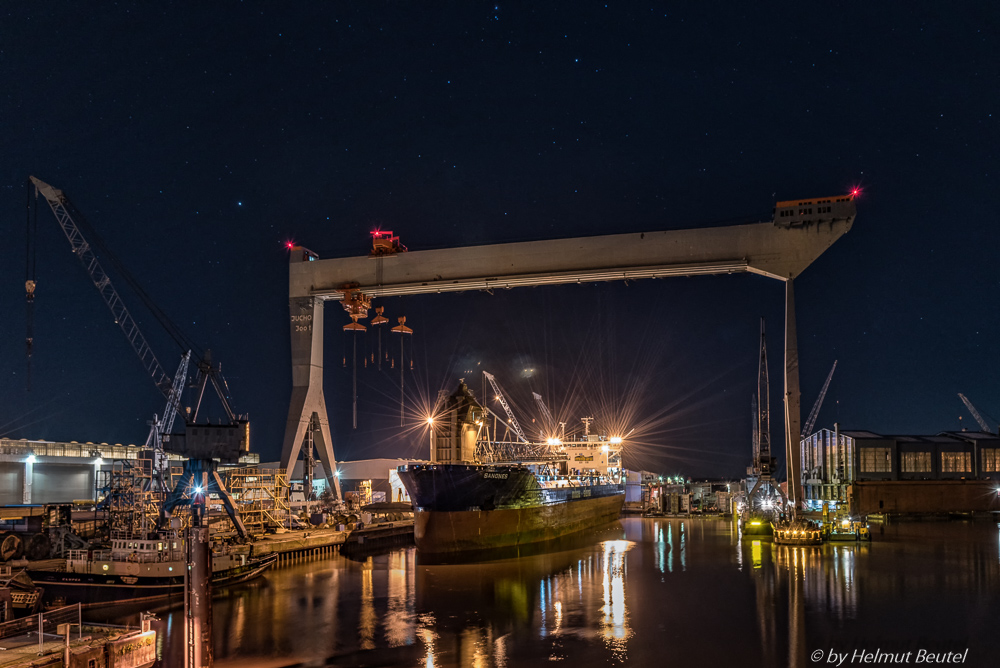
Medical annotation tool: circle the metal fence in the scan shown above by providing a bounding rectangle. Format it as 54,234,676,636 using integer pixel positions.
0,602,81,641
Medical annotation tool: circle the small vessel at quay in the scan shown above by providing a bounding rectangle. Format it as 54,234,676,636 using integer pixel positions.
772,518,823,545
826,515,871,542
28,533,276,607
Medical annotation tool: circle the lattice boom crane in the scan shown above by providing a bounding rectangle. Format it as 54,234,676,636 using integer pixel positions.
801,360,838,438
30,176,174,395
958,393,993,433
483,371,528,444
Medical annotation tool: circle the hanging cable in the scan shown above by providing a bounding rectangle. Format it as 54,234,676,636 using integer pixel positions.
391,316,413,426
352,331,358,429
371,306,388,371
24,182,38,391
343,313,367,429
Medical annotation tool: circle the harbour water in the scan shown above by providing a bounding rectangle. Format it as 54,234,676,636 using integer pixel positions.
100,516,1000,666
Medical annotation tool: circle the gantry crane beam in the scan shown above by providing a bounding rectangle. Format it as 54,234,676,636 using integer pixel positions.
282,196,856,509
292,216,853,301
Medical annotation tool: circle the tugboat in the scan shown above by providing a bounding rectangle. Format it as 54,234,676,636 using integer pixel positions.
772,518,823,545
827,516,871,542
28,533,277,607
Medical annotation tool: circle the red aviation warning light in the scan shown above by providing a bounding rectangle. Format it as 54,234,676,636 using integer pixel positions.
285,241,295,249
850,187,862,199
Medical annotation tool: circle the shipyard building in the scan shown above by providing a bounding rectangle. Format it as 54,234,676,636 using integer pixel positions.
800,428,1000,514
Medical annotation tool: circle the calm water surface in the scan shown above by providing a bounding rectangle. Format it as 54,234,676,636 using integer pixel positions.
106,517,1000,667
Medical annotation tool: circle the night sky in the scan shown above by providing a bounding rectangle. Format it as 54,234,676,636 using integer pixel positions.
2,3,997,479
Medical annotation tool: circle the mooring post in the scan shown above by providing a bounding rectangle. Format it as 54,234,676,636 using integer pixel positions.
186,471,212,667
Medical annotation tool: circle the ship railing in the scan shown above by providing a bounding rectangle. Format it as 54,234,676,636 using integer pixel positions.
538,474,611,488
110,550,183,563
68,549,111,561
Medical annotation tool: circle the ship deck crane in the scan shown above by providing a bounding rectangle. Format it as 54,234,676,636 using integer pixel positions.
532,392,555,438
483,371,528,444
29,176,248,540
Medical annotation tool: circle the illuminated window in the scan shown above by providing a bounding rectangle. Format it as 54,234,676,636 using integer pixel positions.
901,451,931,473
983,449,999,472
860,447,892,473
941,452,971,473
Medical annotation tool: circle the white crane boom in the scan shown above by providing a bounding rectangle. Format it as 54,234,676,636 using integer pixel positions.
801,360,838,438
483,371,528,444
958,393,993,433
532,392,555,436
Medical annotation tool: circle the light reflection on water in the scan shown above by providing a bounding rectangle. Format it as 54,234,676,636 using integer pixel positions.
102,517,1000,667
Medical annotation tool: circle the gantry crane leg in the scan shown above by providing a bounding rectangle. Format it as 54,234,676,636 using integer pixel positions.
784,279,803,517
279,296,342,499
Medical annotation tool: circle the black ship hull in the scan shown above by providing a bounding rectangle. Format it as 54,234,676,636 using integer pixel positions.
398,464,625,554
28,553,277,608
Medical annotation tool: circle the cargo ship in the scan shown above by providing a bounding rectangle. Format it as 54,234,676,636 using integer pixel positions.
399,387,626,554
399,462,624,554
28,534,277,607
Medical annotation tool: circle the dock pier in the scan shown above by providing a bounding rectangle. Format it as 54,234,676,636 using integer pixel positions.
248,520,414,564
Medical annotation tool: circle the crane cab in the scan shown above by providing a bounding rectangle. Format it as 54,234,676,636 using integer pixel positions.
773,194,856,228
370,231,407,256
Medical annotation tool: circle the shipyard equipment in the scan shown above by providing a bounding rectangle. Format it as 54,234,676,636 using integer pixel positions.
29,176,252,539
533,392,556,440
29,176,190,476
741,319,787,533
483,371,529,444
958,393,995,434
801,361,837,439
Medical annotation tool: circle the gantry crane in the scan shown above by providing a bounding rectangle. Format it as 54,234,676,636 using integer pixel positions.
282,190,858,514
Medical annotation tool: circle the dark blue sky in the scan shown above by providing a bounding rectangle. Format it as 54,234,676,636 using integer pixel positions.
2,2,997,478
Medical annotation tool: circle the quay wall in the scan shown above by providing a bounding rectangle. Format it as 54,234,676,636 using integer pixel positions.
850,480,1000,515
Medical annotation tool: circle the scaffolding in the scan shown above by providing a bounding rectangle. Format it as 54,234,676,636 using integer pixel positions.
97,459,168,538
218,467,290,537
